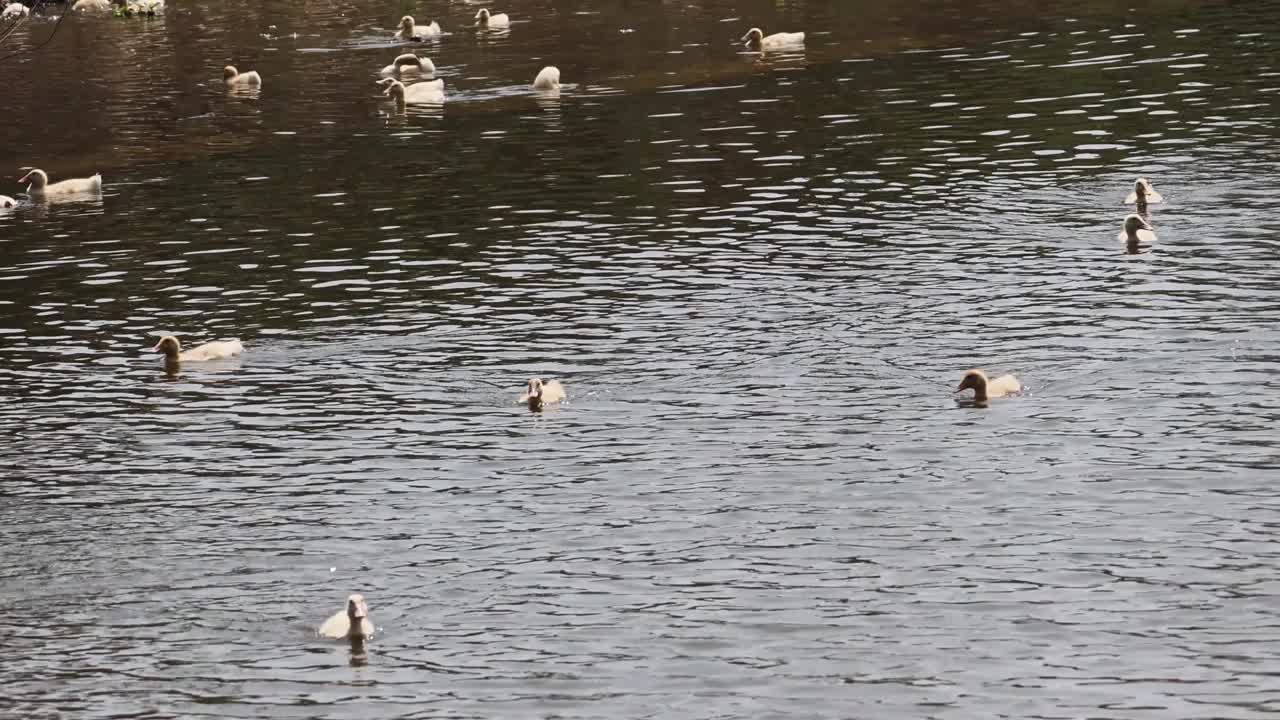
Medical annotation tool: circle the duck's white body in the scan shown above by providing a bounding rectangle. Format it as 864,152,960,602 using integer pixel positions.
318,594,374,640
153,335,244,362
379,52,435,77
2,3,29,19
21,169,102,197
1125,177,1163,206
382,78,445,105
224,66,262,86
1118,213,1156,244
742,27,805,51
0,195,16,209
71,0,110,11
122,0,164,15
396,16,441,41
475,9,509,28
955,369,1020,403
532,66,560,90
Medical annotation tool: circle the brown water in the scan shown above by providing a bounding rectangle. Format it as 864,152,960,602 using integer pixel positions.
2,0,1279,718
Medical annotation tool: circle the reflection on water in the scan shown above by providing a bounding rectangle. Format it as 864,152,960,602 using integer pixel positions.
2,0,1279,718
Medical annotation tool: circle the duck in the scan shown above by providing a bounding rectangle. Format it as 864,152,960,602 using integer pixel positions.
20,169,102,197
151,335,244,362
2,3,29,19
70,0,110,11
518,377,566,411
379,52,435,77
474,8,509,28
224,65,262,87
1124,177,1163,209
395,15,441,42
741,27,805,51
954,369,1021,404
378,77,445,105
532,66,560,90
1118,213,1156,245
318,593,374,640
0,195,16,209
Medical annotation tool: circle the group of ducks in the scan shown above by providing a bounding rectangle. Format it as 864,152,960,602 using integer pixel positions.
1,0,167,17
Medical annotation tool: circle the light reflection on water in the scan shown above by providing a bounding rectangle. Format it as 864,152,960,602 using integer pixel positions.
1,0,1279,718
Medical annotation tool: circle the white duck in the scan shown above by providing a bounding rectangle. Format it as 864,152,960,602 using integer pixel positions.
224,65,262,87
379,77,445,105
318,594,374,640
741,27,805,51
2,3,29,19
955,369,1021,405
70,0,110,11
1124,177,1163,208
379,52,435,77
0,195,16,209
1118,213,1156,244
20,169,102,197
532,66,560,90
395,15,441,41
151,335,244,362
518,377,566,411
474,8,509,28
120,0,164,16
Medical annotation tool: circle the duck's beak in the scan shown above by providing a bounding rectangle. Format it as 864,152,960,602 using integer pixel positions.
17,171,30,184
517,393,530,403
150,343,162,352
954,383,966,393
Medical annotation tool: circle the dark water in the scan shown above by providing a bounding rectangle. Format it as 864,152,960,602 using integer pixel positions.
2,0,1279,717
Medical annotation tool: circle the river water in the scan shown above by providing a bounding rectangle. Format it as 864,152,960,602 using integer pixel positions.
1,0,1277,717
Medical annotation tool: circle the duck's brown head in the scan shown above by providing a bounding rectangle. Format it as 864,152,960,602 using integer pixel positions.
955,369,989,394
398,15,414,33
380,79,406,98
520,378,546,410
346,593,368,620
1123,213,1152,235
742,27,764,44
152,335,182,358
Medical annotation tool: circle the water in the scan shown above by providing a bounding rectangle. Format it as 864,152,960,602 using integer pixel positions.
2,0,1278,717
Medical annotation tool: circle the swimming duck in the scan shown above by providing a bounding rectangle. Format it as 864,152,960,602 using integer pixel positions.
20,169,102,197
1124,177,1163,208
474,8,509,28
70,0,110,11
954,369,1021,404
318,594,374,640
379,52,435,77
1118,213,1156,245
151,335,244,362
0,195,16,208
224,65,262,87
379,77,445,105
2,3,29,19
518,378,565,411
395,15,441,41
741,27,805,51
532,66,560,90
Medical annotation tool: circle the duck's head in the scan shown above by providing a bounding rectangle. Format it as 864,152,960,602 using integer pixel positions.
380,78,406,98
521,378,546,400
398,15,414,32
475,8,489,21
392,52,421,68
223,65,240,81
955,369,989,394
1123,213,1152,235
742,27,764,43
1133,177,1152,197
151,335,182,358
535,66,561,88
345,593,368,620
18,168,47,190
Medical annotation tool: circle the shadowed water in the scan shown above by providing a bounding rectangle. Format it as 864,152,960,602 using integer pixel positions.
1,0,1278,718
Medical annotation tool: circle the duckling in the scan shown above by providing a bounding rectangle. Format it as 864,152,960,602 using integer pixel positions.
224,65,261,87
474,8,509,28
532,66,560,90
70,0,110,11
518,377,565,411
378,77,445,105
1118,213,1156,246
2,3,29,19
741,27,805,51
1124,177,1163,210
379,52,435,77
954,369,1021,404
151,335,244,362
19,169,102,197
395,15,441,42
318,593,374,640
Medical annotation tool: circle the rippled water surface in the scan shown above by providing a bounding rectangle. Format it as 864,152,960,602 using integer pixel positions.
2,0,1279,717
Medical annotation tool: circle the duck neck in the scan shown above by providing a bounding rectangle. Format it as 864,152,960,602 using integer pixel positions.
527,395,543,412
971,380,989,403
